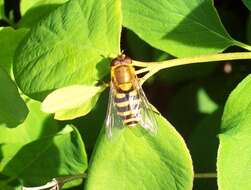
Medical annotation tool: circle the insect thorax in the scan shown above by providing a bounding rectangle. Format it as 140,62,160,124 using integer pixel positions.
112,64,136,92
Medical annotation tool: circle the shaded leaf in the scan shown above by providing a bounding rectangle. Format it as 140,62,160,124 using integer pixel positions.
0,67,28,127
242,0,251,11
19,0,69,27
0,27,28,74
125,29,171,61
42,85,106,120
14,0,121,100
85,109,193,190
188,109,221,190
188,109,221,173
0,180,20,190
217,74,251,190
122,0,235,57
168,84,218,137
20,0,68,14
0,100,87,187
68,90,109,154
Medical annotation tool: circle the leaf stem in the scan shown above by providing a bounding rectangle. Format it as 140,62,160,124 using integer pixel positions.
194,173,217,178
233,40,251,52
133,52,251,84
55,173,87,185
135,67,151,74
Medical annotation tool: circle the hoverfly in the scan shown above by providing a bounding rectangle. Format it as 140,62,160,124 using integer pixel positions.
105,54,157,138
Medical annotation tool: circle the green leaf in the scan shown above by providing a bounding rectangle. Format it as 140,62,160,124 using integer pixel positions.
0,27,28,74
122,0,235,57
217,74,251,190
0,100,87,187
14,0,122,100
197,88,218,114
188,109,221,190
0,0,4,19
125,29,171,61
242,0,251,11
85,110,193,190
188,109,221,173
20,0,69,14
42,85,106,120
19,0,69,27
0,67,28,127
0,180,20,190
168,83,219,136
70,91,108,154
0,100,58,171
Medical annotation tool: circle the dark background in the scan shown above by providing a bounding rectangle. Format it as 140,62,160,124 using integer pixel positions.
1,0,250,190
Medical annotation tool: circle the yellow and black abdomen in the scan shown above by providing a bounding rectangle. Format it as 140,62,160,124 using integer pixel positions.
114,89,141,126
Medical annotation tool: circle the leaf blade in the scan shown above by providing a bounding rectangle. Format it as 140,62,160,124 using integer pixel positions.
0,27,28,75
0,100,87,187
0,67,28,127
242,0,251,11
217,74,251,190
122,0,234,57
19,0,69,27
14,0,121,100
42,84,106,120
85,109,193,190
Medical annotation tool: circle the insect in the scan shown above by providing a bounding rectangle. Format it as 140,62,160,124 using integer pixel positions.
105,54,157,138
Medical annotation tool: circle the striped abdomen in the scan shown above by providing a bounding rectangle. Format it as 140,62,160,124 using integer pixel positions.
114,89,141,126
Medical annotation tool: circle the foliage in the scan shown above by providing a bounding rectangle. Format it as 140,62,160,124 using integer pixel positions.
217,74,251,190
0,0,251,190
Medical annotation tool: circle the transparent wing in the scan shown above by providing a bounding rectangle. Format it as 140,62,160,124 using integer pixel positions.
105,82,124,138
133,78,158,135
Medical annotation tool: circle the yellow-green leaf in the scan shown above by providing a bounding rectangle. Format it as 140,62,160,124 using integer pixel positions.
85,108,193,190
42,85,106,120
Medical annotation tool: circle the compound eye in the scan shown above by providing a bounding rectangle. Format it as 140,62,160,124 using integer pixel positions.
111,59,119,67
124,56,132,64
111,54,132,66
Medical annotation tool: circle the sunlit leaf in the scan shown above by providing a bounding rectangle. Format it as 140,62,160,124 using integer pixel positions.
122,0,235,57
42,85,106,120
197,88,218,114
14,0,121,100
0,0,4,19
217,74,251,190
85,108,193,190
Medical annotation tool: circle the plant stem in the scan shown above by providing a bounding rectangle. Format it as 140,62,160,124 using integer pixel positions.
133,52,251,84
233,40,251,52
55,173,87,184
194,173,217,178
135,67,151,74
